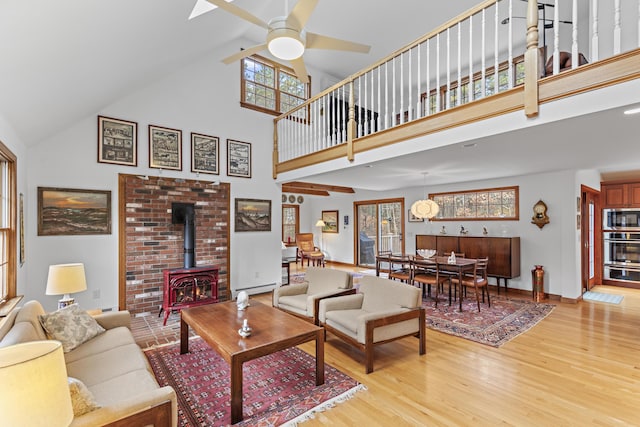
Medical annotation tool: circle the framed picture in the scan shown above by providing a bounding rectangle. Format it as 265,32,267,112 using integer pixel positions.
149,125,182,170
235,198,271,232
97,116,137,166
38,187,111,236
408,209,424,222
322,210,339,233
227,139,252,178
191,132,219,175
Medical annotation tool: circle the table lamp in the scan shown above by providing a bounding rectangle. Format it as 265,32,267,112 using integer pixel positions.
46,263,88,309
0,340,73,426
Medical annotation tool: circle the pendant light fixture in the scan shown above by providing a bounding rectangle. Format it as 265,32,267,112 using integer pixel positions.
410,173,440,220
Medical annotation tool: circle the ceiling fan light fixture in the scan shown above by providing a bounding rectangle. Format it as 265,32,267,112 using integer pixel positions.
267,18,305,60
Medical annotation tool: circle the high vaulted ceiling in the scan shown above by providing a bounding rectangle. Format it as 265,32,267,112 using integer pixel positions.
0,0,479,147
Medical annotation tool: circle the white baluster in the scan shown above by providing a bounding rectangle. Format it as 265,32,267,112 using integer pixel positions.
371,70,375,133
392,57,397,125
469,15,474,102
457,22,461,106
358,77,362,137
385,62,389,129
364,72,368,135
436,33,441,112
324,94,328,148
481,8,486,98
572,0,578,69
426,38,431,115
592,0,599,61
408,48,413,122
494,1,499,94
553,0,560,75
508,0,514,88
614,0,621,54
377,66,381,132
400,52,405,124
446,27,451,110
417,43,421,118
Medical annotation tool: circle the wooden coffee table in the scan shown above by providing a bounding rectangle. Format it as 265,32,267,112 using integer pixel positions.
180,300,324,424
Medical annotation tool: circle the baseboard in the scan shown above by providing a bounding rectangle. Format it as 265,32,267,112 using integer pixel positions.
233,283,277,298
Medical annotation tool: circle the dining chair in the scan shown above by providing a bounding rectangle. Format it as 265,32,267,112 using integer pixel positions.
450,257,490,312
388,255,412,283
411,257,450,306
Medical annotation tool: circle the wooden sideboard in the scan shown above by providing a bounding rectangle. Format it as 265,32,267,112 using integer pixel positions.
416,234,521,291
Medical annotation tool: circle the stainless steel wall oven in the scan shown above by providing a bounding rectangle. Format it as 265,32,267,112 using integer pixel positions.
603,231,640,283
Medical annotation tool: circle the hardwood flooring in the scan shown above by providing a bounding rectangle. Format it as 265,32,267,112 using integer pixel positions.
132,264,640,426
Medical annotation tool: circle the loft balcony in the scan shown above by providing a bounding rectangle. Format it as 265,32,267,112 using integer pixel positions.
272,0,640,180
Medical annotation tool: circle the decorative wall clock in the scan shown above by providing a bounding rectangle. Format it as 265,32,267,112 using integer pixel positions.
531,199,549,229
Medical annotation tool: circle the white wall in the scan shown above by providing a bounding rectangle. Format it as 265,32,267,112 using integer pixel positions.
27,39,329,310
309,169,596,299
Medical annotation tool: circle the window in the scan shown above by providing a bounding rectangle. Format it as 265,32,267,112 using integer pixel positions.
430,186,519,220
241,55,310,117
282,204,299,244
0,140,16,309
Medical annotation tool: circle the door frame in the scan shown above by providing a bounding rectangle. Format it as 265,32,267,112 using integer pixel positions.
353,197,405,266
580,185,601,292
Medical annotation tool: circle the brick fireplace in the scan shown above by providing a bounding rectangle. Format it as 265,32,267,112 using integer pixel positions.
118,174,230,316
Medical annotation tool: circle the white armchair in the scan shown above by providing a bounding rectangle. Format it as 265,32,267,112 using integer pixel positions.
272,267,354,325
318,275,425,373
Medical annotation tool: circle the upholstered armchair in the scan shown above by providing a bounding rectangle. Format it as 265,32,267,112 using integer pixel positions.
272,267,354,325
318,275,426,373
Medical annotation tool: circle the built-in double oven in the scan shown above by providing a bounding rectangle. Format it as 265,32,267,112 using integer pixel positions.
603,208,640,283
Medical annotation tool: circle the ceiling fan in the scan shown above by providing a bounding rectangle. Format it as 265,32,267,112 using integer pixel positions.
193,0,371,83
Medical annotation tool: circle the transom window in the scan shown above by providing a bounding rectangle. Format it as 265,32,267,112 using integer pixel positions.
430,186,519,220
241,55,310,117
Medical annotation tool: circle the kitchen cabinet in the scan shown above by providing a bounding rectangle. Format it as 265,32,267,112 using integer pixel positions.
602,181,640,208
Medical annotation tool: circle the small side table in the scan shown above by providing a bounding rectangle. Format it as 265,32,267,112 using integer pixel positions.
281,257,296,284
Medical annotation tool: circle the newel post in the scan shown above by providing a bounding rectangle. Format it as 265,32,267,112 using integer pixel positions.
524,0,540,117
347,80,355,162
272,118,279,179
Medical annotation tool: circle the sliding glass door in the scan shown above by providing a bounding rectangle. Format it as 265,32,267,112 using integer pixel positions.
355,198,404,266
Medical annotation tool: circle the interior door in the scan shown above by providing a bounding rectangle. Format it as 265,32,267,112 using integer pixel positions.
355,199,404,266
581,185,601,291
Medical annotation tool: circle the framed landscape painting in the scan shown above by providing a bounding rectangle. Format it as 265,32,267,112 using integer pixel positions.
322,210,339,233
235,198,271,232
97,116,137,166
38,187,111,236
149,125,182,170
227,139,251,178
191,132,219,175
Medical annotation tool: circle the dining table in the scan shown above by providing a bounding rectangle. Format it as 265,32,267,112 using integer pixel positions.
430,256,477,312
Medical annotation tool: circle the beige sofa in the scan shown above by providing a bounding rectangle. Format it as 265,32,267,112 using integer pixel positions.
272,267,354,325
0,300,177,427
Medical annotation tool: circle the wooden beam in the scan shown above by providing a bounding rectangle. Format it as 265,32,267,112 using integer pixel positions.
282,187,330,196
283,182,355,194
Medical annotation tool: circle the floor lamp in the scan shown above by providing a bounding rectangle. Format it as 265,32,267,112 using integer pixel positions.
315,219,325,254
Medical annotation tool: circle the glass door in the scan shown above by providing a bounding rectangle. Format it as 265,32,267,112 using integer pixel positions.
355,199,404,266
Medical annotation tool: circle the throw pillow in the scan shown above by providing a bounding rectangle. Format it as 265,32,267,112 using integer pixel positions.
39,304,106,353
68,377,101,416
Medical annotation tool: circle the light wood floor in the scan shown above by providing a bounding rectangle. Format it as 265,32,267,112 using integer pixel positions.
135,264,640,426
265,266,640,426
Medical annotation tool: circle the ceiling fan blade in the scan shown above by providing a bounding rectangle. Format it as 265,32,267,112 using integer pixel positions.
222,43,268,64
290,57,309,83
287,0,318,29
205,0,269,29
306,32,371,53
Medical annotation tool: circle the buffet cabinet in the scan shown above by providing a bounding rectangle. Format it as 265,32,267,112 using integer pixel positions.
416,235,521,282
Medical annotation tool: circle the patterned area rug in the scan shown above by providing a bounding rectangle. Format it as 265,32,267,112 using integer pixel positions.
423,293,554,347
145,338,365,426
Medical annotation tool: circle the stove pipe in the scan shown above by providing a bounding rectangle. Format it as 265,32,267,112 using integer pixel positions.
172,203,196,269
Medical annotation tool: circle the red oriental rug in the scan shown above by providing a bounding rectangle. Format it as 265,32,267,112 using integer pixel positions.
144,338,366,426
423,293,554,347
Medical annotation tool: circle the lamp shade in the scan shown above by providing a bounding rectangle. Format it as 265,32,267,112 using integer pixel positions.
0,341,73,426
46,263,87,296
315,219,326,227
410,199,440,219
